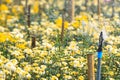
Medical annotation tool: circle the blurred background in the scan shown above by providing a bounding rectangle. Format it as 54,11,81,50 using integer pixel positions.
0,0,120,23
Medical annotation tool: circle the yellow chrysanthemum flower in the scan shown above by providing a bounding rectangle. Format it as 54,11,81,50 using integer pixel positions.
0,32,16,43
16,42,27,49
72,21,80,28
55,17,69,29
12,5,24,15
32,1,39,14
0,14,4,21
0,33,6,43
0,4,8,12
75,15,88,22
51,76,58,80
115,53,120,57
5,0,12,4
109,71,114,76
56,74,60,77
7,15,13,20
78,76,84,80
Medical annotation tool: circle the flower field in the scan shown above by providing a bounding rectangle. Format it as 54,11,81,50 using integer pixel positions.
0,0,120,80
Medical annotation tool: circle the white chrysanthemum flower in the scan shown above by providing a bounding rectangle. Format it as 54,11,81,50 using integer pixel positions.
0,70,5,79
73,60,80,68
11,51,21,56
4,62,16,71
67,41,79,51
26,73,31,79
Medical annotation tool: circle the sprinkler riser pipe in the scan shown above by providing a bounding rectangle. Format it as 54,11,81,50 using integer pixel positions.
97,58,101,80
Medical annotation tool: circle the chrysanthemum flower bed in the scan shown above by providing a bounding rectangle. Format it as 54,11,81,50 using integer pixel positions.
0,0,120,80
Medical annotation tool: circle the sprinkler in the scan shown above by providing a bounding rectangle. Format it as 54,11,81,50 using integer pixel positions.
96,31,104,80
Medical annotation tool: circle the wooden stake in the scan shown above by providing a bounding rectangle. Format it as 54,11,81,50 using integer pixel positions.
14,0,21,5
98,0,100,20
5,14,7,27
67,0,74,22
39,0,42,17
87,54,95,80
0,0,2,5
27,5,31,27
85,0,88,11
25,0,28,15
19,0,21,5
38,5,42,24
60,11,65,43
0,0,2,13
31,36,36,49
111,0,115,18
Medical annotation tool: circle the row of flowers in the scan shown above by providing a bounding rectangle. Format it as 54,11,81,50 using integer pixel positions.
0,14,120,80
